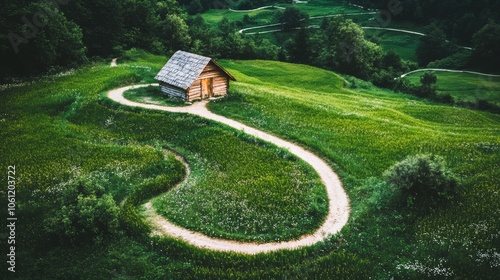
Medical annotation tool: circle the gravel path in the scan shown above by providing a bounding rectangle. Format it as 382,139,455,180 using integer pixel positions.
229,6,285,12
399,68,500,79
238,12,377,34
108,84,350,254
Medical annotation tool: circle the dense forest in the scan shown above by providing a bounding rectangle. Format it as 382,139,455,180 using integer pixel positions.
353,0,500,43
1,0,499,82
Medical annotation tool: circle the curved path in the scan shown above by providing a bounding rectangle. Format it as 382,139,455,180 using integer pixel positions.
238,12,377,34
362,26,425,36
229,6,285,12
108,84,350,254
399,68,500,79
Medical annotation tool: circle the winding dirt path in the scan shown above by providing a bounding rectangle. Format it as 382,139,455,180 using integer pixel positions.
238,12,377,34
229,5,285,12
399,68,500,79
107,84,350,254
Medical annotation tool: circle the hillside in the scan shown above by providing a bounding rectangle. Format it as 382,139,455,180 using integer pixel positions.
1,52,499,278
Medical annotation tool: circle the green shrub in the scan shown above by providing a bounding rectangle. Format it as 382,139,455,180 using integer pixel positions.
383,154,458,210
45,173,120,243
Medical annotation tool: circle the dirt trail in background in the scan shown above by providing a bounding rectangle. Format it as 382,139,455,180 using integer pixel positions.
229,5,285,12
399,68,500,78
110,58,117,67
108,84,350,254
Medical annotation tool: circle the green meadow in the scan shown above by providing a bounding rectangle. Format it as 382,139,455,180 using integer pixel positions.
202,0,363,27
1,50,498,278
405,71,500,105
364,29,420,61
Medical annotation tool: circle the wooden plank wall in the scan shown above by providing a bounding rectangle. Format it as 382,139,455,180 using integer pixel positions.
163,62,230,102
197,62,230,98
212,76,228,96
187,80,202,101
160,83,186,100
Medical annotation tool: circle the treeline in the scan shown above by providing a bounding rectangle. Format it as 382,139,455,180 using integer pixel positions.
351,0,500,71
0,0,278,79
279,16,416,85
352,0,500,44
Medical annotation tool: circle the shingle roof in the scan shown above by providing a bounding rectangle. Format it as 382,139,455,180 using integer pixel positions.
155,50,235,90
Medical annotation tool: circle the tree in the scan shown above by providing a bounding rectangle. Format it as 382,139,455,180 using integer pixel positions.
187,0,203,15
160,14,192,52
218,17,237,35
314,18,383,79
280,6,309,31
416,23,456,67
287,27,311,63
61,0,124,56
381,50,403,71
1,2,87,77
419,72,437,97
472,20,500,71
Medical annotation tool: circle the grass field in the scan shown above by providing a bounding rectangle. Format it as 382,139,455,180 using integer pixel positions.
405,71,500,105
210,60,500,278
1,50,499,278
364,29,420,61
202,0,364,27
123,85,187,107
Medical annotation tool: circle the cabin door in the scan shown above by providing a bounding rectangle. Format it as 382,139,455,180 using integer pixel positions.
201,78,213,99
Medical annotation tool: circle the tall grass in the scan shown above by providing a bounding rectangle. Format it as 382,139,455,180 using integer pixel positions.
210,59,500,278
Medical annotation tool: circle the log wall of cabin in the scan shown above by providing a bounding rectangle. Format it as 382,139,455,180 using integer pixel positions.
160,83,186,100
212,76,228,96
195,62,230,98
186,80,202,102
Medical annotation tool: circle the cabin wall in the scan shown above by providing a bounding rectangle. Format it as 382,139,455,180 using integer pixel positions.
212,76,229,96
158,61,232,102
187,79,202,102
160,83,186,100
193,62,230,98
198,62,223,80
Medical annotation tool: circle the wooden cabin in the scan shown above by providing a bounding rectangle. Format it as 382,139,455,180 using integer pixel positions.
155,51,236,102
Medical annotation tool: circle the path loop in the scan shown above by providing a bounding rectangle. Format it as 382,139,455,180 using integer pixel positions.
107,84,350,254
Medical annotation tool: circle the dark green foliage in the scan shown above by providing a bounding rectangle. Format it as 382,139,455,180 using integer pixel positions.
472,20,500,71
0,2,87,77
418,72,437,97
427,50,472,69
416,24,458,67
352,0,500,44
45,173,120,243
286,27,311,63
312,17,383,79
279,6,309,31
187,0,204,15
384,154,458,210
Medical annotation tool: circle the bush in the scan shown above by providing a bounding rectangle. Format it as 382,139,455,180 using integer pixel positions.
45,173,120,243
383,154,458,211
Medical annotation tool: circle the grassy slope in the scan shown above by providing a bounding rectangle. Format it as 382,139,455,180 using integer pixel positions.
202,0,362,27
406,71,500,105
210,59,500,278
364,29,420,61
1,51,498,278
